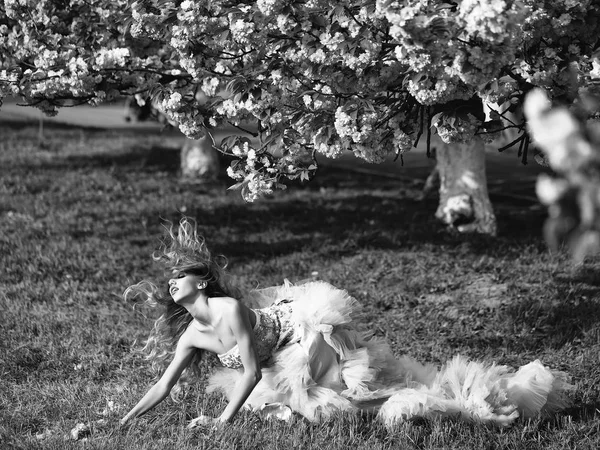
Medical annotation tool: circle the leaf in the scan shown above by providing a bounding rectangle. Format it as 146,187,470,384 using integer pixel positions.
480,119,504,132
533,150,550,167
430,112,443,125
411,72,427,84
238,136,253,146
311,16,327,28
227,178,250,191
295,113,314,129
267,58,283,71
220,135,239,150
330,5,345,19
226,77,247,95
250,87,262,99
428,17,448,36
218,30,230,42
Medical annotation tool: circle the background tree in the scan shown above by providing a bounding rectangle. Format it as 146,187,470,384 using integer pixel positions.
1,0,599,236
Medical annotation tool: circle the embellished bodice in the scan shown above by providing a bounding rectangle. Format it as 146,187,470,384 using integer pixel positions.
217,300,296,369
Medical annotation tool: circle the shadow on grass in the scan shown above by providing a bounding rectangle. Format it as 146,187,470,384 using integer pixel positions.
24,142,240,182
128,169,548,265
203,203,544,258
557,266,600,287
501,285,600,351
4,123,552,255
564,402,600,423
173,192,459,258
45,144,184,172
0,118,117,133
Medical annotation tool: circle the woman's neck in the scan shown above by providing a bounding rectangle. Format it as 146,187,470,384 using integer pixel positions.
182,293,212,325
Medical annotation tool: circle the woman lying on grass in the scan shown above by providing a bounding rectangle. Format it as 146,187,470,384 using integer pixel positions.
120,217,572,428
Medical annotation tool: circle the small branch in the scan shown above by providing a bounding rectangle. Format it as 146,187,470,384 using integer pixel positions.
217,48,257,60
225,120,259,137
497,133,526,153
475,124,523,135
521,134,530,165
426,107,432,158
413,106,425,147
257,119,264,148
206,130,225,155
484,103,521,127
517,133,524,157
98,66,194,81
502,68,531,89
287,69,340,99
344,6,391,39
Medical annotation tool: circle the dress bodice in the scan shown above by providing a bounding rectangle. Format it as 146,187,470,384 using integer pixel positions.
216,300,296,369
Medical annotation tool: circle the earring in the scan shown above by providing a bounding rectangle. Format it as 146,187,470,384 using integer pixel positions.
198,283,206,290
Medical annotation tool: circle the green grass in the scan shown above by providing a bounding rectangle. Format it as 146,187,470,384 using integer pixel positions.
1,121,600,449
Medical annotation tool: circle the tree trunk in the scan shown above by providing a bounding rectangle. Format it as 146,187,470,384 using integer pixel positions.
180,135,220,182
435,136,497,235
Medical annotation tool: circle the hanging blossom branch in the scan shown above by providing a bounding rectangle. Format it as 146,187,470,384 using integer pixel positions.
1,0,599,204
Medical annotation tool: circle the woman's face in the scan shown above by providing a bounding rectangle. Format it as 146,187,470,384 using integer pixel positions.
168,272,204,303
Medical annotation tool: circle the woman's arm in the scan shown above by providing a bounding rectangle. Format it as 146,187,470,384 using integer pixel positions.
216,302,262,423
120,331,196,425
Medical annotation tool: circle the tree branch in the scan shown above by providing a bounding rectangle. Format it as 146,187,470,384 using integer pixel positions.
498,132,526,153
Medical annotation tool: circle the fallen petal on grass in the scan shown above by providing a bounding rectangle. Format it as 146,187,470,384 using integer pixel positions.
70,423,91,441
35,429,53,440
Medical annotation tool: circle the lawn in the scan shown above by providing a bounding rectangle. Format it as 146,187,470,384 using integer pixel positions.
1,121,599,449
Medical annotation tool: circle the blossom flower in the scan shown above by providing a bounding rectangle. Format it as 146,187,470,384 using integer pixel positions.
257,0,278,16
161,92,183,112
230,19,255,44
590,59,600,79
93,48,130,70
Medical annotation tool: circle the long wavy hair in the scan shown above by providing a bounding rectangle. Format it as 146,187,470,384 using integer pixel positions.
124,217,240,398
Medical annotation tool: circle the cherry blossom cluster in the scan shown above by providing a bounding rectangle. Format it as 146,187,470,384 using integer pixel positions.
1,0,599,202
516,0,599,101
0,0,163,114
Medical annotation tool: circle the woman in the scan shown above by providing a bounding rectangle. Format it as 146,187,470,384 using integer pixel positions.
120,218,572,428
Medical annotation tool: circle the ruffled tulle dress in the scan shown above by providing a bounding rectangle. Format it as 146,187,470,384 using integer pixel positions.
206,281,572,426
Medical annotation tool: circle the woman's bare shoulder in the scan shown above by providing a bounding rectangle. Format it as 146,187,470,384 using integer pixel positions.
210,296,245,311
210,297,252,328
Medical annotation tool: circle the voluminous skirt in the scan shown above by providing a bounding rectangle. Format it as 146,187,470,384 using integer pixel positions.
206,281,572,426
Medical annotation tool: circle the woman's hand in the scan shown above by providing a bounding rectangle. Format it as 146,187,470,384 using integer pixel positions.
187,415,220,429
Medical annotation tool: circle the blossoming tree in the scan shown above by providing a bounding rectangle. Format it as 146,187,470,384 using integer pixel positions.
1,0,599,235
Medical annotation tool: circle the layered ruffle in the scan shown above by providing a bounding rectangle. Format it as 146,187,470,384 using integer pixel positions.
207,281,572,426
